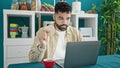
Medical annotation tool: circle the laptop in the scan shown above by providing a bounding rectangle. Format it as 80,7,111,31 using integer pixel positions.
56,41,100,68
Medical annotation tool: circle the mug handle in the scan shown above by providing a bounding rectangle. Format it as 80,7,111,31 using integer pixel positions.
18,27,22,32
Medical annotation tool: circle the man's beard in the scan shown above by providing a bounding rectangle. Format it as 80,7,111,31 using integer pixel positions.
55,22,68,31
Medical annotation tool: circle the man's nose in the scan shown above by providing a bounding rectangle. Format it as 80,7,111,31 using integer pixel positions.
62,19,67,24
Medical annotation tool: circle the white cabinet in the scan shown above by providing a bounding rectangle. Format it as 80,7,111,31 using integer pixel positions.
71,13,98,41
3,9,35,68
7,45,31,64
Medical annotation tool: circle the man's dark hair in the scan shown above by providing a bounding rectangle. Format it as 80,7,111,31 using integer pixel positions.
55,2,72,13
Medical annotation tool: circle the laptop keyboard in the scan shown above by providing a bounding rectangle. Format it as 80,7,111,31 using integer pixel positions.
56,59,64,68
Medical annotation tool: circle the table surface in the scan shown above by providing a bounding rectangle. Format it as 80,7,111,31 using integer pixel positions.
8,55,120,68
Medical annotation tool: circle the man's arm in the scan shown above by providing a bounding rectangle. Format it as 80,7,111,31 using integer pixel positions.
72,27,83,41
28,30,46,62
76,28,84,41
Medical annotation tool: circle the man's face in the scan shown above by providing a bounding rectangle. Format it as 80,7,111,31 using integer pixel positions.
53,11,71,31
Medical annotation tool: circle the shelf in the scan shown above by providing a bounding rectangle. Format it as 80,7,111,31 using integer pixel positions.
4,9,35,39
71,13,98,41
76,13,98,18
5,38,34,45
4,9,35,16
4,9,54,16
35,11,54,15
83,37,98,41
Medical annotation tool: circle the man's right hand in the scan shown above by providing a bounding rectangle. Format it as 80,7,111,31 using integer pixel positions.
39,30,49,49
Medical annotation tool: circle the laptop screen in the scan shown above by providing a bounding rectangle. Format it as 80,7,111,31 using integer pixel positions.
56,41,100,68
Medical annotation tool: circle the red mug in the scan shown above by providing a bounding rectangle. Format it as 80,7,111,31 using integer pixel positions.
42,58,56,68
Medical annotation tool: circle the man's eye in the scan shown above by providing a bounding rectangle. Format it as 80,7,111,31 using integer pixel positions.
59,17,63,20
67,18,70,20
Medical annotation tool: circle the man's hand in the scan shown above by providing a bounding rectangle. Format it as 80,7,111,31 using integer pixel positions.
39,30,49,49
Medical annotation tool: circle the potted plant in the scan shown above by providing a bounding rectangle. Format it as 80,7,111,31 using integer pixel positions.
99,0,120,55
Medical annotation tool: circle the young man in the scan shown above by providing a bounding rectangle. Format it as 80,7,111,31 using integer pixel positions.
29,2,83,62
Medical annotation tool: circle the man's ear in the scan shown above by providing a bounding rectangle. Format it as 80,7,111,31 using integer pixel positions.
53,14,55,20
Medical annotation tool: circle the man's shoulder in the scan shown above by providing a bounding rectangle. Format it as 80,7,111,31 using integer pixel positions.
67,26,78,31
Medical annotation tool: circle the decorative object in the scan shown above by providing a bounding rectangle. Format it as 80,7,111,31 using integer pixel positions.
19,0,28,10
10,23,18,38
86,4,97,14
72,0,81,13
36,0,41,11
79,27,92,37
31,0,36,10
41,2,54,12
11,0,19,10
19,25,28,38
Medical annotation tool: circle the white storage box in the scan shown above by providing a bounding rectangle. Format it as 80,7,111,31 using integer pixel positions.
79,27,92,37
